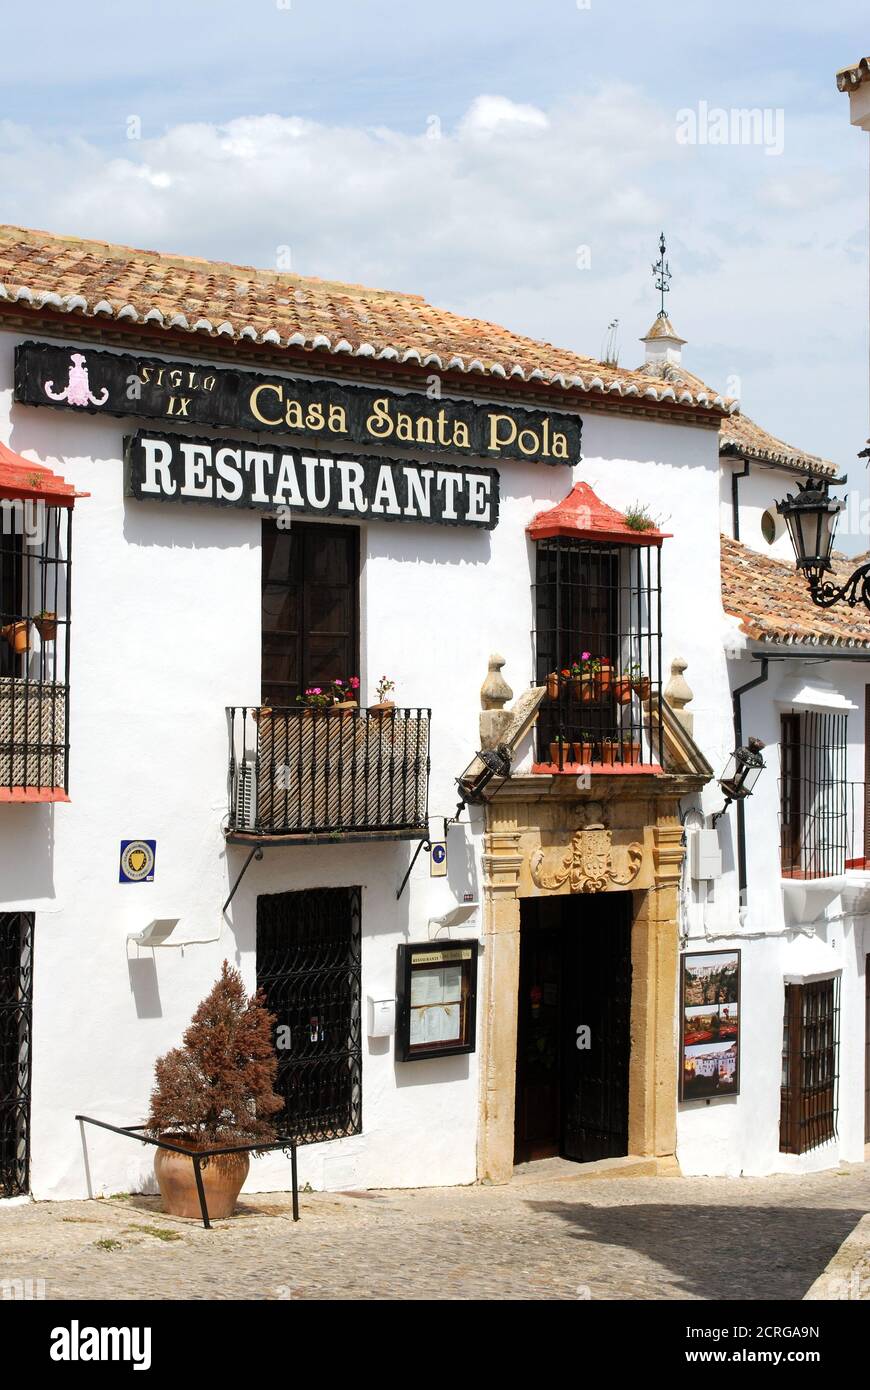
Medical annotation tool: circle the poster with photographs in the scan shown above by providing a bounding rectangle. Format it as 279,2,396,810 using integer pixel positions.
680,950,740,1100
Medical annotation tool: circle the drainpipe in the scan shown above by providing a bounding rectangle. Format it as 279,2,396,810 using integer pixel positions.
731,655,769,907
731,459,751,540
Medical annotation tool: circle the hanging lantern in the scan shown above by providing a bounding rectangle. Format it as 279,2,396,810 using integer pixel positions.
712,737,766,824
455,744,511,816
775,480,842,591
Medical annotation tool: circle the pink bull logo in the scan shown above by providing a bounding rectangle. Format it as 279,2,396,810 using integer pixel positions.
44,353,108,408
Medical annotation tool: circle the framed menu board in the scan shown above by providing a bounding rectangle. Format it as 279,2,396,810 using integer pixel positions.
396,942,478,1062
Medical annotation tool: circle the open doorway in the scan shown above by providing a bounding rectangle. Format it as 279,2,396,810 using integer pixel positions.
514,893,632,1164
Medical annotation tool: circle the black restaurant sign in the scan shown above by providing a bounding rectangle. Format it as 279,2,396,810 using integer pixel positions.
15,340,580,465
124,431,500,529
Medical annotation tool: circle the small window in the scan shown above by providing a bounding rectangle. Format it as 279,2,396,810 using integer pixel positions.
779,711,847,879
761,510,776,545
780,977,840,1153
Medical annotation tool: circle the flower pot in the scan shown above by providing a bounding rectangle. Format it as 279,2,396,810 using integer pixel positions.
549,741,571,765
572,741,594,763
577,676,602,703
631,676,651,701
1,621,30,654
600,742,618,765
252,706,272,724
546,672,561,700
612,677,633,705
369,701,395,715
154,1140,250,1220
328,700,358,715
597,660,613,692
34,614,57,642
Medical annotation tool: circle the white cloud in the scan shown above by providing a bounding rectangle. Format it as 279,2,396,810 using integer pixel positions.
0,86,865,478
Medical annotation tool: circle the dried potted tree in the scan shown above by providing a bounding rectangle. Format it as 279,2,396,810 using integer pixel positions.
145,962,283,1219
369,674,396,715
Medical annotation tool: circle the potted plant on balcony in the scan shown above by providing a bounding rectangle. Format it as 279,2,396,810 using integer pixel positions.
370,675,396,715
33,611,58,642
546,670,564,700
571,653,611,702
1,620,30,654
145,962,283,1220
549,731,572,766
329,675,360,713
572,731,596,763
629,664,651,701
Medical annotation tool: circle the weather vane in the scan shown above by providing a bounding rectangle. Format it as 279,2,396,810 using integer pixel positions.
652,232,671,318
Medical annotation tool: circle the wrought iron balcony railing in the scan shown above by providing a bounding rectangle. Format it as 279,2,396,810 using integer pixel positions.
535,667,663,770
226,705,431,837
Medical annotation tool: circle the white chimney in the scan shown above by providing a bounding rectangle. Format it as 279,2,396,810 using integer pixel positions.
640,315,686,369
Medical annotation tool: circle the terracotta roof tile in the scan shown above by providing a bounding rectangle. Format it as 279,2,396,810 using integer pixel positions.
0,224,732,416
720,534,870,649
640,361,839,478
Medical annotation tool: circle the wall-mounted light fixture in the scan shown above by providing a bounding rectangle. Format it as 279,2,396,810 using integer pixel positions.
454,744,511,817
711,737,766,825
775,477,870,610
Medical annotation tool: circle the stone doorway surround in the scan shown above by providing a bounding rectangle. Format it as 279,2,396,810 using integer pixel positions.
473,656,713,1184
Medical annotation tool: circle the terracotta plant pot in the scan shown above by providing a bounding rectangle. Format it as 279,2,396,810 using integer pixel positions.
612,677,633,705
572,741,594,763
1,620,30,654
154,1140,250,1220
328,700,358,715
600,741,618,765
631,676,651,701
597,661,613,692
34,613,58,642
549,741,571,765
368,701,395,715
252,706,272,724
546,672,561,700
578,676,602,703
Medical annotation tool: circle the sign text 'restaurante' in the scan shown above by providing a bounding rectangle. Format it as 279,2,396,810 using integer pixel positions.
15,341,580,465
124,432,500,529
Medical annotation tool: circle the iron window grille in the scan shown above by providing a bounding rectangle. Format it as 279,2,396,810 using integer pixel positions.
779,712,847,880
0,912,33,1198
227,705,431,836
0,502,72,796
780,975,840,1154
533,537,663,768
257,887,362,1143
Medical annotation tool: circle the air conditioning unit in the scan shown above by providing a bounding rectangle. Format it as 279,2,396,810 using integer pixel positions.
234,759,257,831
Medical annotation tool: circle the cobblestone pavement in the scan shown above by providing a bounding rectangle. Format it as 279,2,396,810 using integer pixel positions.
1,1163,868,1301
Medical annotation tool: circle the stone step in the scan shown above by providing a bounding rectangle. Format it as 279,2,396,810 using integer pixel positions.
511,1154,675,1184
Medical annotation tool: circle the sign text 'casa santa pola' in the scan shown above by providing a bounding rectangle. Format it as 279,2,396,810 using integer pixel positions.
15,341,581,465
124,431,500,529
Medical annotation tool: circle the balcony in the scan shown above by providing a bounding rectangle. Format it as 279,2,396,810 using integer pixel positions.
534,663,663,772
0,447,81,804
226,705,431,840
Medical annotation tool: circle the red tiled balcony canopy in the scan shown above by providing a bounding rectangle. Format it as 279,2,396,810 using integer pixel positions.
0,440,86,507
527,481,669,546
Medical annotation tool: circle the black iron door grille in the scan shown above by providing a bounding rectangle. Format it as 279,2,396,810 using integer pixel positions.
257,887,362,1144
0,912,33,1197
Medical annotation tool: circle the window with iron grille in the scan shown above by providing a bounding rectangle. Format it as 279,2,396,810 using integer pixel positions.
256,887,362,1143
533,538,663,768
780,976,840,1154
779,712,847,879
0,912,33,1197
0,502,72,798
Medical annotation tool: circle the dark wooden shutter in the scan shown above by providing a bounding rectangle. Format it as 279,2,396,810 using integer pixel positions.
262,521,359,708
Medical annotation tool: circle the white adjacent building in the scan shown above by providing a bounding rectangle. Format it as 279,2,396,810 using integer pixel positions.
0,222,866,1207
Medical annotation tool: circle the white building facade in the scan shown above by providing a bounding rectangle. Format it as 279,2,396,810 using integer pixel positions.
0,224,866,1205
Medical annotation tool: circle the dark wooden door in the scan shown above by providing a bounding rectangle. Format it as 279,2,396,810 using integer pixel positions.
562,894,632,1163
262,521,358,707
514,894,632,1165
514,900,563,1162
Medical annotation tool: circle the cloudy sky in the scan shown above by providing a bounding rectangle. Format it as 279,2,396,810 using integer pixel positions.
1,1,867,499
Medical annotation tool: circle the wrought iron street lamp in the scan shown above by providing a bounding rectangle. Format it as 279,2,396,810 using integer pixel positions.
776,478,870,609
711,737,766,825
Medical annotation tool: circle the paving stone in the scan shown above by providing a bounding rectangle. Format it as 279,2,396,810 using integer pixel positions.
0,1164,868,1301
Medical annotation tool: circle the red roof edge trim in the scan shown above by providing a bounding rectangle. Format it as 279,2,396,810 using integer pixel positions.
0,442,88,508
528,481,670,546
